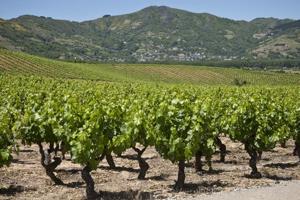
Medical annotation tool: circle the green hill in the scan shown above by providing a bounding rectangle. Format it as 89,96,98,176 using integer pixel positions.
251,20,300,59
0,6,299,62
0,48,299,85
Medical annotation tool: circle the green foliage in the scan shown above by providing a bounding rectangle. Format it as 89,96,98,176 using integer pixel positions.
153,90,196,162
0,107,15,167
0,74,299,185
225,88,296,151
112,91,156,154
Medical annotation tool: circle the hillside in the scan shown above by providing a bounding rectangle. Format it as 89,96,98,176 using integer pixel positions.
0,48,299,85
0,6,299,62
251,19,300,59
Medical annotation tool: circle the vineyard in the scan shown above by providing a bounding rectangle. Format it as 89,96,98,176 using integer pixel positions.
1,49,300,85
1,74,300,199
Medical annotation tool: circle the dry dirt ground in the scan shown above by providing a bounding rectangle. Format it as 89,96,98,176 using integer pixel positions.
0,138,299,200
192,180,300,200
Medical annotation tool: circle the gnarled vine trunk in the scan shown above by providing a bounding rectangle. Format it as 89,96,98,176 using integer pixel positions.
38,143,64,185
132,146,149,179
245,144,262,178
54,142,60,157
280,140,287,148
60,141,67,159
194,150,202,172
206,155,213,172
174,160,185,190
105,152,116,169
257,150,263,161
215,137,226,162
82,165,98,199
293,142,297,156
49,142,54,153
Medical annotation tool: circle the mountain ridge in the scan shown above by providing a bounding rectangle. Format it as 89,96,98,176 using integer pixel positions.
0,6,299,62
5,6,296,23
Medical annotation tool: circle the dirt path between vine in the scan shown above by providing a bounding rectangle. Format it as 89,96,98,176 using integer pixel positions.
191,181,300,200
0,138,299,199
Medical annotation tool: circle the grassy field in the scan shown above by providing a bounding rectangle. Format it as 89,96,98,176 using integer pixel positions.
0,48,300,85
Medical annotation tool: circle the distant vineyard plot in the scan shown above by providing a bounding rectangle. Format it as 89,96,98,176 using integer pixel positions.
0,49,299,85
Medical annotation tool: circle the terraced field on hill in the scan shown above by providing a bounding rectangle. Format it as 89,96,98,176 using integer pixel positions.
0,49,299,85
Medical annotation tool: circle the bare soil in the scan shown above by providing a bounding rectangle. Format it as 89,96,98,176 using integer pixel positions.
192,180,300,200
0,138,299,200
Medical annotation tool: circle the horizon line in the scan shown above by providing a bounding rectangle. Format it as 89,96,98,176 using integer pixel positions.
0,5,298,23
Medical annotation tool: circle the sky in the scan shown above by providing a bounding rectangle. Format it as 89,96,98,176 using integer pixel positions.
0,0,300,22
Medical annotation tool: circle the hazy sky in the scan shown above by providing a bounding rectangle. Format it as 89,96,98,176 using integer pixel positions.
0,0,300,22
